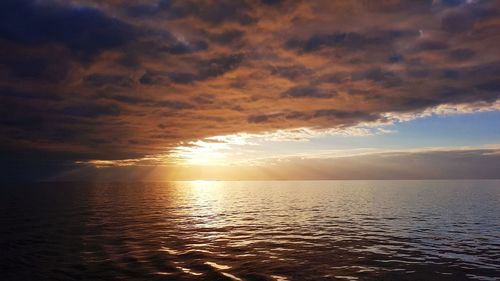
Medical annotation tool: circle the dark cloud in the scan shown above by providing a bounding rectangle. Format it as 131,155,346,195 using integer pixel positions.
125,4,161,18
106,95,151,105
198,53,245,79
261,0,284,5
247,113,285,123
84,74,133,88
156,0,255,25
271,65,313,79
0,0,134,57
388,54,404,64
313,109,377,121
210,30,245,44
167,53,244,84
448,48,475,61
103,94,194,110
155,100,194,109
441,7,497,33
352,68,402,87
248,114,272,123
476,80,500,92
0,87,62,101
139,71,159,85
0,53,70,82
247,108,380,125
412,40,448,52
190,1,256,25
286,29,418,53
168,72,199,84
1,0,499,180
316,72,351,84
0,102,44,129
281,86,335,99
161,40,208,54
441,69,461,80
191,94,215,105
440,0,466,7
60,104,122,118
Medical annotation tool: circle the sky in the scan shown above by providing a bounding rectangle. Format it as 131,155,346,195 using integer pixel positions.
1,0,499,181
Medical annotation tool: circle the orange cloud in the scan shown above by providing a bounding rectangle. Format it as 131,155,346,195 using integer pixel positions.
1,0,500,180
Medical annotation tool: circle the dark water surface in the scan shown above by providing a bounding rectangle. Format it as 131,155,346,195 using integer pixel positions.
1,180,499,281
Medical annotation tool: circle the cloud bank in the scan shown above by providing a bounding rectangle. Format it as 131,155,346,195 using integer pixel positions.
1,0,500,180
43,146,500,181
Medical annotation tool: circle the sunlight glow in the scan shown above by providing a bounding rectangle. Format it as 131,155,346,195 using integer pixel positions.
189,180,215,187
171,140,230,165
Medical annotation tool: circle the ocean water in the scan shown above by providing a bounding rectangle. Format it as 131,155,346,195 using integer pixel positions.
0,180,499,281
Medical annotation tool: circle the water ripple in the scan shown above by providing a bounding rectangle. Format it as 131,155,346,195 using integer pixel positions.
0,180,499,280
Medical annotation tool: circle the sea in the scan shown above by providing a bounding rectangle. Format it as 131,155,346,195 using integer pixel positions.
1,180,499,280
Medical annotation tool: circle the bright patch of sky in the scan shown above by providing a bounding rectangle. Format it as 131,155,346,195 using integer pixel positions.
186,111,500,165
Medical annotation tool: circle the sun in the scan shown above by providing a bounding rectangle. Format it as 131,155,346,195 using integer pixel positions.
171,140,228,165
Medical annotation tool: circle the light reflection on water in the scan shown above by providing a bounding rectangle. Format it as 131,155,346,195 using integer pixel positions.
0,180,499,280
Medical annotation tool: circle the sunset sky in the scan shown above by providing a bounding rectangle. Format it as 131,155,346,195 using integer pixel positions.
1,0,499,181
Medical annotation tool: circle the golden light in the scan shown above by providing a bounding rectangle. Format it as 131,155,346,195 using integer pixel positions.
171,140,229,165
170,133,256,166
189,179,214,187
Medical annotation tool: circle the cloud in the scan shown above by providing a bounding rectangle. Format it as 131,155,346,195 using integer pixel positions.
0,0,134,57
209,29,245,44
0,53,71,82
441,6,497,33
251,146,500,180
281,86,335,99
351,68,402,87
285,29,418,53
248,114,276,123
152,53,245,84
271,64,313,79
448,48,475,61
411,40,448,52
51,146,500,181
1,0,500,180
84,74,134,88
169,0,256,25
161,40,208,55
59,103,122,118
0,86,62,101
